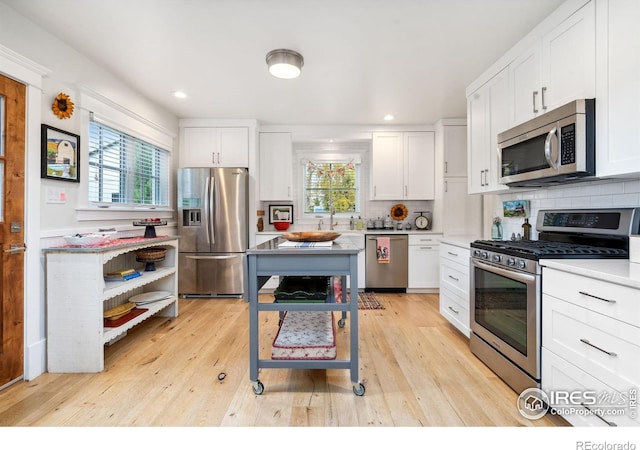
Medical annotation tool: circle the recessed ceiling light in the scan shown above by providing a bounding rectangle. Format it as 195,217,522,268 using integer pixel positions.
383,114,395,121
173,91,187,99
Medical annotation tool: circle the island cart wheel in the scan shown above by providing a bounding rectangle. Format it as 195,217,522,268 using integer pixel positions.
252,380,264,395
353,382,365,396
338,318,346,328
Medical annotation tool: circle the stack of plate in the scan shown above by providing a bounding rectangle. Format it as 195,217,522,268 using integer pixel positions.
129,290,172,306
104,302,136,321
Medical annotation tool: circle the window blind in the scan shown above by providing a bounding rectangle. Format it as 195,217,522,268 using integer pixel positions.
88,119,169,207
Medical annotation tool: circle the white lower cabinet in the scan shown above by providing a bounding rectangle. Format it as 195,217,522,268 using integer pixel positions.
438,241,470,337
44,237,179,373
408,234,441,290
541,266,640,427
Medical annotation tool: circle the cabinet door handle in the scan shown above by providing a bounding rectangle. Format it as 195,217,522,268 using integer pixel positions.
578,291,616,304
448,305,459,314
580,403,617,427
448,274,459,282
444,180,448,193
579,338,617,357
447,251,458,257
404,185,408,197
541,86,547,111
533,90,539,113
444,161,448,174
419,246,433,250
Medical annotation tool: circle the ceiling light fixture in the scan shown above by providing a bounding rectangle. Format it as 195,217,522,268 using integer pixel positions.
266,49,304,79
383,114,395,121
173,91,187,99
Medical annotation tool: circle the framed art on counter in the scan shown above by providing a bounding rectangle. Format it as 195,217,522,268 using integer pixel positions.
268,205,294,224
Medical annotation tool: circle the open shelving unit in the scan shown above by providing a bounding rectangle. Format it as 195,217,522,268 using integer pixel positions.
43,236,179,373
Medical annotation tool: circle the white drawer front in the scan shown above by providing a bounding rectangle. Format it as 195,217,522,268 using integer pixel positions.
542,349,639,427
439,242,469,266
542,294,640,394
409,234,441,246
543,268,640,327
440,259,469,298
439,285,470,337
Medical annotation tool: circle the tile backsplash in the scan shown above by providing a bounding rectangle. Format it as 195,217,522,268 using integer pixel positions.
494,177,640,240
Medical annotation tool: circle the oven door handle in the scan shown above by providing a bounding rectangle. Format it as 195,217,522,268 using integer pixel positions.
472,259,537,284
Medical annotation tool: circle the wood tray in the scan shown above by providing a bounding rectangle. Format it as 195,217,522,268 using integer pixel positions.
282,232,341,242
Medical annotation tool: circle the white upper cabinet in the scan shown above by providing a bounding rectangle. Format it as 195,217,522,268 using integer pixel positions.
510,1,595,125
180,127,249,168
467,67,510,194
442,125,467,178
595,0,640,177
259,132,293,201
371,132,404,200
371,131,435,201
404,132,435,200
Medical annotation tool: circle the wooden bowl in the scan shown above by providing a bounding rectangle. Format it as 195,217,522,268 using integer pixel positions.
282,231,341,242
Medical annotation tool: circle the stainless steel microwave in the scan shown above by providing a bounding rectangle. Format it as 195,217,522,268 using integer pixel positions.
498,99,595,187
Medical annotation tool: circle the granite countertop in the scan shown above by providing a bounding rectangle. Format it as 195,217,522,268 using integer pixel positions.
540,259,640,290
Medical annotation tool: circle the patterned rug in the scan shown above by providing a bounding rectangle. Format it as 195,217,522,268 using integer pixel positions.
357,292,385,310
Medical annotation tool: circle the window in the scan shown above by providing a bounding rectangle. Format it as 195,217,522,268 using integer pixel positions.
303,160,359,214
88,119,169,207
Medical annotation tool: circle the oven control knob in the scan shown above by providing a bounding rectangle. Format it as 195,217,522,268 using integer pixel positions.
492,254,502,263
506,258,516,266
473,250,481,257
518,260,527,269
481,251,489,259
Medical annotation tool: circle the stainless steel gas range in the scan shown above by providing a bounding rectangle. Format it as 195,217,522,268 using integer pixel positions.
469,208,640,394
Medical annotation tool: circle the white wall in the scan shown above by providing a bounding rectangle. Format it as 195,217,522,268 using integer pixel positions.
0,2,179,380
490,178,640,240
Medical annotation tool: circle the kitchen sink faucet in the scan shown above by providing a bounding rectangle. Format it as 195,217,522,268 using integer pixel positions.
330,207,337,230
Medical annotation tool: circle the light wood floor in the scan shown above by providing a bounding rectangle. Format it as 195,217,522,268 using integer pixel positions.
0,292,568,427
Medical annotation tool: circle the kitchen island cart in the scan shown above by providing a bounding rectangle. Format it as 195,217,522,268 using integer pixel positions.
245,237,364,395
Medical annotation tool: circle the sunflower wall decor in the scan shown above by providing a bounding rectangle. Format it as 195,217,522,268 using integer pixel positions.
390,203,408,221
52,93,74,119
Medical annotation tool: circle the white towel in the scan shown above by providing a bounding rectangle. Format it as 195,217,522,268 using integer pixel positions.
278,240,334,248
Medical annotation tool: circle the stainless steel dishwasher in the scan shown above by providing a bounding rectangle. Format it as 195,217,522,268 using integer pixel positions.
365,234,408,291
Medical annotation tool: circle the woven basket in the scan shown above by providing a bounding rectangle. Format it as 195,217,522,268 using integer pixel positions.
135,247,167,261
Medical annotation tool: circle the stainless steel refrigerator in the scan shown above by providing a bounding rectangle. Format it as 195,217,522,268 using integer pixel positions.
177,167,248,298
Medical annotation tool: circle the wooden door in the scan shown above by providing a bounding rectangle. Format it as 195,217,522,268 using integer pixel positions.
0,73,26,388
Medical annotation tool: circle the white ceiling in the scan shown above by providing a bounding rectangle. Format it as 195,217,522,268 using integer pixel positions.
3,0,565,126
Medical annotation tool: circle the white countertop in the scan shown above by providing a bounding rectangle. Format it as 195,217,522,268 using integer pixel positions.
256,229,444,236
440,235,479,249
540,259,640,290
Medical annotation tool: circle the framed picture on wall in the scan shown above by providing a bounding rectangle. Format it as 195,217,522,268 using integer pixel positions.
41,124,80,182
268,205,294,224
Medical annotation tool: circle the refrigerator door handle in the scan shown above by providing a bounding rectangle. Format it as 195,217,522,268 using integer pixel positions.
204,176,212,244
209,174,216,244
185,255,239,260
